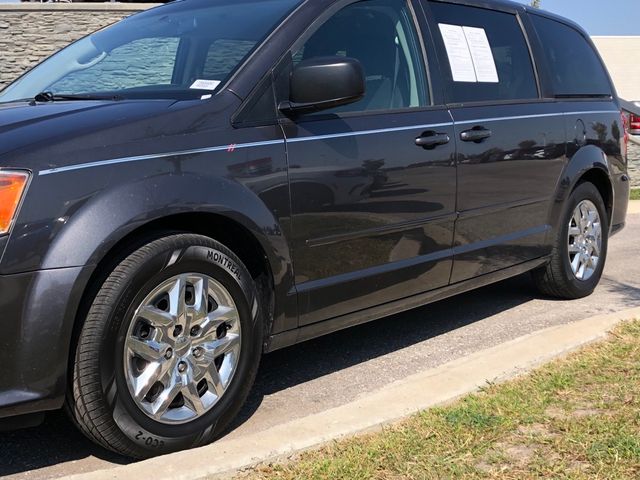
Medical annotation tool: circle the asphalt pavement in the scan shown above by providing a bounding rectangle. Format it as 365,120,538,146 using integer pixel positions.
1,211,639,480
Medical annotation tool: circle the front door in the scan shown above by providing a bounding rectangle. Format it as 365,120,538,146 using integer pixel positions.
279,0,457,326
425,1,566,283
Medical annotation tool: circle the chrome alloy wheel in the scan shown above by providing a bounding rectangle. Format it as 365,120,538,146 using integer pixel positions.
123,273,241,424
567,200,602,281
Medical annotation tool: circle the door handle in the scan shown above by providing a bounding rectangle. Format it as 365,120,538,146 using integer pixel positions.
415,131,450,149
460,127,492,143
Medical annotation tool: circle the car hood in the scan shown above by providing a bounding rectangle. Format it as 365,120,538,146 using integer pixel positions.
0,96,236,172
0,99,174,157
0,100,121,132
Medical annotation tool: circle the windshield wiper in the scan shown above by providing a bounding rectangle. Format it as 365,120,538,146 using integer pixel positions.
31,91,124,104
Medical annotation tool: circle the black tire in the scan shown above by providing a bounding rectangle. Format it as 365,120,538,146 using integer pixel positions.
532,182,609,299
68,234,262,458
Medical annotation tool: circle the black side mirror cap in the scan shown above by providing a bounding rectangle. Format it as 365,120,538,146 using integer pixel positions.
279,56,365,115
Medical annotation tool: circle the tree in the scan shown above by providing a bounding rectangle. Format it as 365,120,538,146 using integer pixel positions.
530,0,541,7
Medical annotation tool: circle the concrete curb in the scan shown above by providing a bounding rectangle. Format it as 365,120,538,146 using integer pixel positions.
63,306,640,480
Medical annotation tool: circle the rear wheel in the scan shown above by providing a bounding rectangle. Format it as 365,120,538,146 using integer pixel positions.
68,234,262,458
532,182,609,299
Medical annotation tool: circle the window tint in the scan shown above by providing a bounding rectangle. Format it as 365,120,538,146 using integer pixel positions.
202,39,256,80
429,2,538,103
50,38,180,94
0,0,302,102
292,0,429,113
531,15,612,97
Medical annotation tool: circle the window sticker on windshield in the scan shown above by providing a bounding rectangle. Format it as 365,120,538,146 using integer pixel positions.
462,26,499,83
439,24,477,82
190,79,221,90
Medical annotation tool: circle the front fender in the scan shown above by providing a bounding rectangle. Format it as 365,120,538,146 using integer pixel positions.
2,172,292,280
0,172,294,415
44,173,291,280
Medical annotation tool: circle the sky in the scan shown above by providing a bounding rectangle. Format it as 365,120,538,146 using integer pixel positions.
514,0,640,36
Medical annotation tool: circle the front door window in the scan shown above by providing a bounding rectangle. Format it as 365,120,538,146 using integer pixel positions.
292,0,429,114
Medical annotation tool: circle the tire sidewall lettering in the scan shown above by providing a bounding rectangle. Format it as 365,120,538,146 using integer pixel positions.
84,236,261,456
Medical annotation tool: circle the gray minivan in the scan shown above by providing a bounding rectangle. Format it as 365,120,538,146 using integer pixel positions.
0,0,629,457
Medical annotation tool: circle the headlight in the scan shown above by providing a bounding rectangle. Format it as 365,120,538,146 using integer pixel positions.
0,171,30,235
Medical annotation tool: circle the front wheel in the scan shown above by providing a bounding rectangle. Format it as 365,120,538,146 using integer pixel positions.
68,234,263,458
532,182,609,299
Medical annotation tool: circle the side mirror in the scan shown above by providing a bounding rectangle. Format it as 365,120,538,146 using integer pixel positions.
279,56,365,115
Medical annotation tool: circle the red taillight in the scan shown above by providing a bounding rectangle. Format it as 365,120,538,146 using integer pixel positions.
630,113,640,131
621,111,629,159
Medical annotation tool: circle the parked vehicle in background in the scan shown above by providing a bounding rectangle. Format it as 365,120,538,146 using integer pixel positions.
621,99,640,144
629,111,640,144
0,0,629,459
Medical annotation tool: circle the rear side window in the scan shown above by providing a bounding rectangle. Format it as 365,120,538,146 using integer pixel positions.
530,15,612,98
428,1,538,104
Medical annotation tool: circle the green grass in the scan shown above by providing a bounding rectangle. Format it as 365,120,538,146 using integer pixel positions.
631,188,640,201
246,321,640,480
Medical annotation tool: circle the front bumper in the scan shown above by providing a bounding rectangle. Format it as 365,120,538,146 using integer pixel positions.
0,265,91,419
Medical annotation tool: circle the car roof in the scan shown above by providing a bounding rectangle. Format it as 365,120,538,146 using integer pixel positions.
429,0,526,12
425,0,587,35
164,0,589,40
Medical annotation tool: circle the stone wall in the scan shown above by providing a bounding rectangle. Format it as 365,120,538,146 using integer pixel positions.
0,3,156,90
629,143,640,188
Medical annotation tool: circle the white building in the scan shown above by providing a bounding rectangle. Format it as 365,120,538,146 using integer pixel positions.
592,36,640,101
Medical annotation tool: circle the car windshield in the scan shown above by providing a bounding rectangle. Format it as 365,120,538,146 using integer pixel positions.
0,0,301,103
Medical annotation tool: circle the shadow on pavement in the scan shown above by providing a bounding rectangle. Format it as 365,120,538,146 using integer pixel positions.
229,273,542,432
0,411,130,476
0,272,600,477
601,276,640,303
